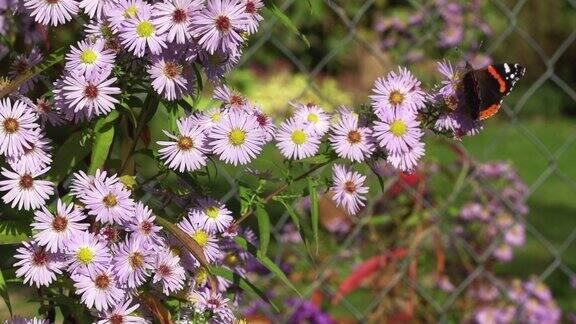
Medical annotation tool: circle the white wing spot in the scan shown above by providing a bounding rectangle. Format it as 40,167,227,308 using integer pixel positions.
504,63,510,73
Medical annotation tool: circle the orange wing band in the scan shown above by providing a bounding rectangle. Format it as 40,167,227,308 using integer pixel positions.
479,104,501,120
487,65,507,93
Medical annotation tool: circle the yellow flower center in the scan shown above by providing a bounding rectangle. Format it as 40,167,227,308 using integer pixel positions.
224,253,239,266
206,206,220,219
390,120,407,137
136,21,155,38
178,136,194,150
211,112,221,122
124,5,138,18
291,130,307,145
80,49,98,64
129,252,144,268
347,130,362,144
389,90,405,105
192,230,209,247
77,247,95,264
307,113,319,123
102,193,118,207
3,118,19,133
195,267,208,285
228,128,246,146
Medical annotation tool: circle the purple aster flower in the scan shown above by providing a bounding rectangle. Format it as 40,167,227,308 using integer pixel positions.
0,98,39,157
287,298,334,324
82,180,135,225
107,0,152,32
157,116,208,172
178,216,222,262
504,223,525,247
4,316,49,324
125,202,163,245
329,110,374,162
188,197,233,234
436,60,460,99
197,107,226,131
292,102,331,136
525,277,552,302
153,0,204,44
198,48,241,82
386,141,425,172
23,0,79,26
58,69,120,118
152,249,186,294
26,97,66,126
330,164,368,215
70,169,119,199
96,297,145,323
459,202,489,221
7,131,52,173
79,0,112,19
32,199,89,252
213,84,249,111
370,67,426,118
209,110,265,165
112,236,154,288
190,288,234,322
9,48,43,93
373,110,423,155
66,231,111,274
65,39,116,75
120,7,167,57
493,244,513,262
275,118,321,160
14,240,64,288
242,0,263,34
192,0,248,54
148,54,196,101
73,267,125,311
251,106,276,142
0,166,53,211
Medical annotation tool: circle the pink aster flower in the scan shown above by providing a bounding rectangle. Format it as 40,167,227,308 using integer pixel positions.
120,7,167,57
66,231,111,274
0,98,39,157
106,0,152,31
157,116,208,172
373,110,423,155
329,110,374,162
198,48,241,82
370,67,426,118
188,197,233,234
26,97,66,126
82,180,135,225
14,240,64,288
197,107,226,131
65,39,116,75
330,164,368,215
292,102,331,136
32,199,89,252
493,244,513,262
209,110,265,165
79,0,112,19
23,0,79,26
9,48,43,93
192,0,248,54
70,169,119,199
178,217,222,262
190,288,234,321
386,141,425,172
148,55,196,101
7,131,52,173
112,236,154,288
96,298,145,324
275,117,321,160
152,249,186,294
73,267,125,311
125,202,163,245
0,166,53,211
251,106,275,142
4,316,49,324
213,84,248,111
242,0,263,34
153,0,204,44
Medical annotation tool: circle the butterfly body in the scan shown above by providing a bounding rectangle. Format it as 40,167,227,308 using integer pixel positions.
460,63,526,120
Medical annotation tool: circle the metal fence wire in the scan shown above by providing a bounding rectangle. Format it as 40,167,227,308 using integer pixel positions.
181,0,575,322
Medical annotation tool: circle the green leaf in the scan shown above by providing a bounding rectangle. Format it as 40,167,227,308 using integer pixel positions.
88,111,119,174
46,131,92,183
256,204,270,256
298,153,331,164
0,268,12,316
212,267,279,312
308,177,319,255
275,197,300,231
274,197,314,260
118,101,138,128
234,237,302,297
264,4,310,48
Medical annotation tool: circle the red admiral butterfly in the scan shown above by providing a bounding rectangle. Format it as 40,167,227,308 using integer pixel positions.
461,63,526,120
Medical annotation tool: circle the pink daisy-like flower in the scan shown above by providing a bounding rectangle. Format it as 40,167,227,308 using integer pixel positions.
275,118,321,160
4,316,49,324
178,217,222,262
107,0,152,31
330,164,368,215
197,107,226,131
7,131,52,173
190,288,233,320
148,55,196,101
192,0,248,54
292,103,331,136
112,236,154,288
198,48,241,82
32,199,89,252
82,180,135,225
209,111,265,165
0,98,39,157
0,166,53,211
373,110,423,155
125,202,163,245
73,267,125,311
14,240,64,288
157,116,208,172
153,0,204,44
120,7,167,57
370,67,426,118
23,0,79,26
152,249,186,294
213,84,248,111
188,197,233,234
242,0,263,34
59,69,121,118
70,169,119,199
96,298,145,324
251,106,275,142
386,141,425,172
329,110,374,162
65,39,116,75
26,98,66,126
9,48,43,93
436,60,460,99
66,231,111,274
79,0,112,19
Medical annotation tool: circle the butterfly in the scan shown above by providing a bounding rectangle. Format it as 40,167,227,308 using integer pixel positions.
460,62,526,121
